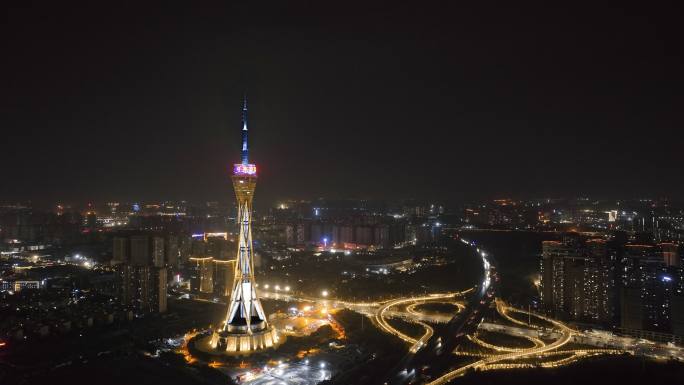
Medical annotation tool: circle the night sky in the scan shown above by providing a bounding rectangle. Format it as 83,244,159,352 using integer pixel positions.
2,2,683,207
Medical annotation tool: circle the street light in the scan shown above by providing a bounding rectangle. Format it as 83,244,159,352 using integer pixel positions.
284,286,291,292
321,290,329,297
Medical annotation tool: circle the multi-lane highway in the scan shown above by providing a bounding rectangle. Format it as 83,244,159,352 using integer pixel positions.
188,236,684,384
374,237,684,384
373,292,469,353
426,301,575,385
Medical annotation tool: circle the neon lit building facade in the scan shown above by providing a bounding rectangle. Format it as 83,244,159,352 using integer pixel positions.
207,96,278,353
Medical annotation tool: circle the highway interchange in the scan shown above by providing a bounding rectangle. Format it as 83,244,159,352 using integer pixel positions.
189,238,684,384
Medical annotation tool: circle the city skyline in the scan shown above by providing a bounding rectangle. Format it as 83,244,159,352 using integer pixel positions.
5,195,684,216
2,3,683,205
3,4,684,384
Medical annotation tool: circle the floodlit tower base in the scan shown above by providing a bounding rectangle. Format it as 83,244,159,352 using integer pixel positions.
195,324,281,356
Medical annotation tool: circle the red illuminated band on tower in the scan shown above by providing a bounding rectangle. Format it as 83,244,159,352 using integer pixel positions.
233,163,257,176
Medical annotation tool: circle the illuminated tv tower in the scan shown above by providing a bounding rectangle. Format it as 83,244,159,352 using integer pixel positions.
209,95,278,353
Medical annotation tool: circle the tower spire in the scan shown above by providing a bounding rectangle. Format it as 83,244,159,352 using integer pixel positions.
241,93,249,164
202,96,277,354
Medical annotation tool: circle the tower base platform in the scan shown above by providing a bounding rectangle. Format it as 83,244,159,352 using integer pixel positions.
195,326,281,355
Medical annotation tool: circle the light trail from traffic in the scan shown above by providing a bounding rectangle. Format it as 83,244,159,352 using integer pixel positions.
426,301,576,385
181,236,683,385
467,332,545,353
189,238,681,384
374,292,470,348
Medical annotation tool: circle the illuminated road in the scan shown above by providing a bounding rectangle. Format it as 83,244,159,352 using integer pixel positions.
372,293,467,351
468,332,544,352
415,239,624,384
385,309,454,324
259,289,684,365
244,290,463,325
186,238,684,384
191,289,465,357
424,297,676,384
240,289,471,356
190,287,627,385
426,300,576,385
377,238,657,384
194,285,683,385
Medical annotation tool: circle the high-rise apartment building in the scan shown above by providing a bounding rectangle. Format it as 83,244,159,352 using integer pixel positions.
112,234,168,314
540,238,615,324
189,257,214,293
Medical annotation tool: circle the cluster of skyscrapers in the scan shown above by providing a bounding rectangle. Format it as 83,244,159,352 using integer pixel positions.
540,235,684,342
111,234,170,314
111,231,244,312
